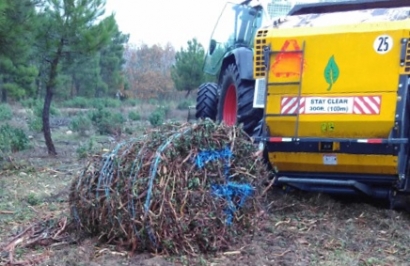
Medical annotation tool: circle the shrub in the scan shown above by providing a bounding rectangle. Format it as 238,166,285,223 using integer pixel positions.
62,97,122,109
176,100,193,110
88,107,125,135
149,107,167,126
148,98,158,105
90,98,121,109
26,193,41,206
62,97,91,108
124,127,133,135
21,99,59,117
20,98,40,108
123,98,141,107
128,111,141,121
28,116,42,132
76,138,96,160
0,104,12,121
69,115,93,136
0,124,29,153
31,102,60,117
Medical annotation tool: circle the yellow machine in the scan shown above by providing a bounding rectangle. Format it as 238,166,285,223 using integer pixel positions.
252,0,410,204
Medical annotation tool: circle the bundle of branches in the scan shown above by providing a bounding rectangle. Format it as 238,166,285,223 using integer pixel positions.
69,120,270,255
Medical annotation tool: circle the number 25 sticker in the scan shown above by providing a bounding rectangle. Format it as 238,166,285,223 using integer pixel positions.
373,35,393,54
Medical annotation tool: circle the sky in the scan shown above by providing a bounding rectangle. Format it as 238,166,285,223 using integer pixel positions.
105,0,230,50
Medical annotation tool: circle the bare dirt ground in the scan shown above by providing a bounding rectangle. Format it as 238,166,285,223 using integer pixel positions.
1,107,410,266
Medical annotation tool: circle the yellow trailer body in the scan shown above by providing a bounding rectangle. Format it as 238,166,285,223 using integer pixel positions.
253,4,410,197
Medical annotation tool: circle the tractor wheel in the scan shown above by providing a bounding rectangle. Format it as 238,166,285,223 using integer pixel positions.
195,82,219,121
252,118,265,140
217,63,263,135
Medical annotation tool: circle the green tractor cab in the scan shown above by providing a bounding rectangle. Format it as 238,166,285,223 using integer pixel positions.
195,1,269,135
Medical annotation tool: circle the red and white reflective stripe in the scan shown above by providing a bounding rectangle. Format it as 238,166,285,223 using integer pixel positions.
269,137,293,142
267,138,384,143
357,139,383,143
280,96,381,115
280,97,305,114
353,96,381,115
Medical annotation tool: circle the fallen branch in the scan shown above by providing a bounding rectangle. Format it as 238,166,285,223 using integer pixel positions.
0,210,14,214
2,217,73,266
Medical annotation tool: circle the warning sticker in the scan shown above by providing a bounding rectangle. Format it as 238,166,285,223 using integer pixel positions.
280,96,381,115
305,97,353,114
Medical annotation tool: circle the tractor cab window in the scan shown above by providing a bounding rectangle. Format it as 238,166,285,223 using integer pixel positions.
203,2,265,76
235,5,264,48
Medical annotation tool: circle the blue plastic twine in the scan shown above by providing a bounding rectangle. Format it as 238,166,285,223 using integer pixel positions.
143,128,192,247
194,146,254,225
211,182,254,225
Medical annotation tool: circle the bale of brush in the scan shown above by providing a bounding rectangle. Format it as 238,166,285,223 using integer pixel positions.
69,120,270,255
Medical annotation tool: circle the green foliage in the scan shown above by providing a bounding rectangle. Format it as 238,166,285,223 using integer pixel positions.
124,127,133,135
62,97,122,109
176,100,193,110
128,111,141,121
98,24,129,96
62,97,91,108
149,106,169,126
28,116,42,132
0,0,38,101
20,98,39,108
89,107,125,135
61,23,129,99
69,115,93,136
0,104,12,120
0,124,29,153
26,193,41,206
31,102,58,117
92,98,121,108
148,111,163,126
171,38,206,96
123,98,141,107
148,99,158,105
21,98,59,117
76,138,97,160
35,0,119,154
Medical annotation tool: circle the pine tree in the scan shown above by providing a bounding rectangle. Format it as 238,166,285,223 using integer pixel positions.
171,38,206,97
36,0,116,155
0,0,38,102
98,24,129,97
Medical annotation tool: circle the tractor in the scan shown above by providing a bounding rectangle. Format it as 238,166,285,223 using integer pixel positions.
195,0,410,208
195,0,270,136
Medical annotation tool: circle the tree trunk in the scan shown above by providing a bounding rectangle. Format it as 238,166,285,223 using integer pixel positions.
36,70,42,100
43,86,56,155
43,39,63,156
1,89,7,103
70,74,75,98
2,78,7,102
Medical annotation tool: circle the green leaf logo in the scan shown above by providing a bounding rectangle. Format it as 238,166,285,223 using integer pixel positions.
324,55,339,91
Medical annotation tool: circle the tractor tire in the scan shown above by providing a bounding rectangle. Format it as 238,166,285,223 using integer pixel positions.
252,118,265,140
195,82,219,121
217,63,263,135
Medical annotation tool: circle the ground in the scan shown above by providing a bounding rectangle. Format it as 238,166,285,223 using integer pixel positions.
1,102,410,266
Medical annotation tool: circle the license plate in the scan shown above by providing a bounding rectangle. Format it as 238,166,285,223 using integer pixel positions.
323,154,337,165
